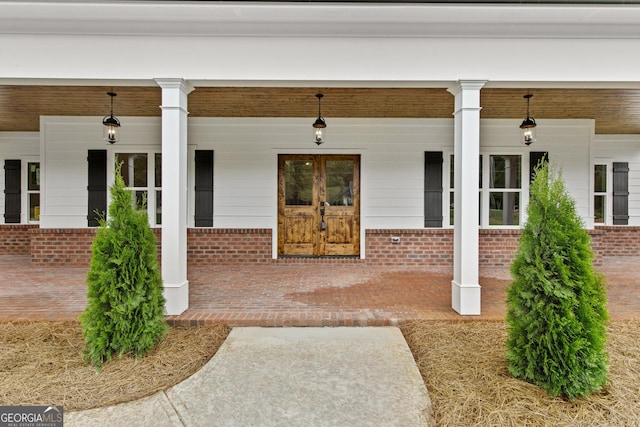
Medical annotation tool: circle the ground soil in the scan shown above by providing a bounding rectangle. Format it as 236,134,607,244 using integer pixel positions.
1,321,638,425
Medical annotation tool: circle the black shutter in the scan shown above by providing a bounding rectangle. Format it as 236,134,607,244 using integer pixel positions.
4,160,21,223
613,162,629,225
195,150,214,227
424,151,443,228
530,151,549,184
87,150,107,227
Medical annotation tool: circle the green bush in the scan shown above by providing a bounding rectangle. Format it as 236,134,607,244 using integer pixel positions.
80,165,168,368
506,163,608,399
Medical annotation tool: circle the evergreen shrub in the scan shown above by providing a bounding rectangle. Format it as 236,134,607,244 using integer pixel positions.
81,164,168,368
506,163,608,399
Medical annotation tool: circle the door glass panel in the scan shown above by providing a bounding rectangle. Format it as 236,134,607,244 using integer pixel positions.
116,153,148,187
285,160,313,205
326,160,353,206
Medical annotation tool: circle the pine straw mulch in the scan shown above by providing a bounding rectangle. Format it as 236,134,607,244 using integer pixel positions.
403,320,640,427
0,321,230,411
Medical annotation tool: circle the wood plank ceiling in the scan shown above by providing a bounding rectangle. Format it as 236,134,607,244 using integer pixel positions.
1,86,639,134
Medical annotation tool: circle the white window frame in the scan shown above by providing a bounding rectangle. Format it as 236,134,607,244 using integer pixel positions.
482,153,525,229
448,152,528,229
593,163,608,225
17,157,40,224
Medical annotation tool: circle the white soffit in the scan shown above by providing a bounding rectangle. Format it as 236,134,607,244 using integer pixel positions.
1,1,640,38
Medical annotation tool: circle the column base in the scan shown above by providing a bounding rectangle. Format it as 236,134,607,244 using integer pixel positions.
164,280,189,315
451,280,481,315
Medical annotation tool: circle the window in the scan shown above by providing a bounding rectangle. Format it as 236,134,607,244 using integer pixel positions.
594,164,607,224
487,155,521,226
27,162,40,222
115,152,162,226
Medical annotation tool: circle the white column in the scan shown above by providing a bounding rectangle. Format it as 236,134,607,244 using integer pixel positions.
155,78,194,315
447,80,486,315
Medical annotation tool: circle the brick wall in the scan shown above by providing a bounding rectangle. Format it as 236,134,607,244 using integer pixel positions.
30,228,97,265
187,228,272,265
365,229,454,267
9,226,640,268
30,228,162,266
0,225,38,255
479,229,521,267
590,226,640,259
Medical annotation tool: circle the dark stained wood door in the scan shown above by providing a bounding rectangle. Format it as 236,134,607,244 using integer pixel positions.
278,154,360,257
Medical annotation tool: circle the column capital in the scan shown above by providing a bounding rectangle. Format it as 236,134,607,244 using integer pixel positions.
154,78,195,95
447,80,487,97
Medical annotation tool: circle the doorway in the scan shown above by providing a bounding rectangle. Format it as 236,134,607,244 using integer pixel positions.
278,154,360,257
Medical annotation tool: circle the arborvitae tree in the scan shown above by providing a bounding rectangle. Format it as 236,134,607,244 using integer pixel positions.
81,164,168,368
506,163,608,400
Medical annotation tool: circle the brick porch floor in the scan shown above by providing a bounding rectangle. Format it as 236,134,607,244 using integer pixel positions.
0,255,637,326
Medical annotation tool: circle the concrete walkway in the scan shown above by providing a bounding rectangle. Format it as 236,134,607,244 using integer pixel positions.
66,327,434,427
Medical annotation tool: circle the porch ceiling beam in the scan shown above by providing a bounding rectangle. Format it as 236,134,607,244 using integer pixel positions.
3,79,640,90
1,2,640,39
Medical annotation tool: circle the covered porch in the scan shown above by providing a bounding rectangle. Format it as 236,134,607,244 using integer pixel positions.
1,254,638,325
2,1,640,317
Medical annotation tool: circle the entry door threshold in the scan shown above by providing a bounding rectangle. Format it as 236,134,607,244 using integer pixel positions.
279,255,360,260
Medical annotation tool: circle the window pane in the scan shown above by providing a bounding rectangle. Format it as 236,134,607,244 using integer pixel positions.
594,164,607,193
155,153,162,187
285,160,313,205
28,162,40,191
449,192,454,225
29,193,40,221
489,192,520,225
594,195,605,224
450,155,454,189
134,190,148,211
116,153,148,187
326,160,353,206
156,190,162,225
490,155,521,189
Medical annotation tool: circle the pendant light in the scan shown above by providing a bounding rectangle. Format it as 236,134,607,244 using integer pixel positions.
519,94,537,146
102,92,121,144
312,93,326,145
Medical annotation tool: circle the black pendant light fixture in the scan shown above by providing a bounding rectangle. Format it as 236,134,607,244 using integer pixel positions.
312,93,326,145
102,92,121,144
519,94,537,146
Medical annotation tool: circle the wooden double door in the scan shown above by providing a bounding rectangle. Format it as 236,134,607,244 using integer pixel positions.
278,154,360,257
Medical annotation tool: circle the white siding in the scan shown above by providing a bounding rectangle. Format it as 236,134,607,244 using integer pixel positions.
0,132,40,224
189,118,454,230
481,119,594,228
593,135,640,226
40,116,161,228
39,116,600,232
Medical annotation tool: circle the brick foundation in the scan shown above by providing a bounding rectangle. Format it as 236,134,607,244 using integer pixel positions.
187,228,272,265
0,225,38,255
3,225,639,268
365,229,454,266
590,226,640,258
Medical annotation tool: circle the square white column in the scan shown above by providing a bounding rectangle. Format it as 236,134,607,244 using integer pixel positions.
447,80,486,315
155,78,194,315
